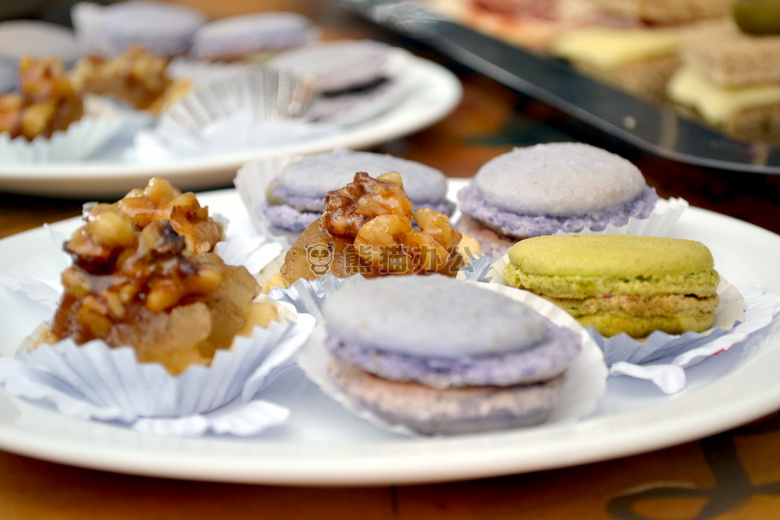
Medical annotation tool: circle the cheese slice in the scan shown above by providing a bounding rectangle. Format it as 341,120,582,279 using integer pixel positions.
667,64,780,124
553,27,682,68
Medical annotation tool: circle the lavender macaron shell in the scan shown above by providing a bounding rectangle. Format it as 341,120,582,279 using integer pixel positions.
327,358,565,435
477,143,647,215
457,180,659,237
322,276,549,357
324,321,580,388
263,204,320,234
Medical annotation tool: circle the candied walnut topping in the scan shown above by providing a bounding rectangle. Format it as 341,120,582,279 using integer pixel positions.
0,56,84,141
115,177,223,254
321,172,413,237
280,172,464,282
39,179,267,375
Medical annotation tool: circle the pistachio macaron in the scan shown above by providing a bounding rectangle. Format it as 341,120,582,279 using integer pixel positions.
503,234,720,337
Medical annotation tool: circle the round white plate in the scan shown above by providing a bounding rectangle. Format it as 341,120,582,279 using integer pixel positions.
0,188,779,486
0,55,461,198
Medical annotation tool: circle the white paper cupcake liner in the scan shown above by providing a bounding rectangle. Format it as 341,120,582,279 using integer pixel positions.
0,95,124,163
606,289,780,393
295,280,607,437
0,221,314,436
160,66,316,132
481,255,780,393
234,154,307,247
0,298,316,436
126,67,342,162
267,273,368,322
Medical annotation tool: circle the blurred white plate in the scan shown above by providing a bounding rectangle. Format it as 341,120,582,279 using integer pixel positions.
0,54,461,198
0,187,779,486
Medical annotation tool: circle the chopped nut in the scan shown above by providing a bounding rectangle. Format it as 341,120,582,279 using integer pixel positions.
42,178,262,375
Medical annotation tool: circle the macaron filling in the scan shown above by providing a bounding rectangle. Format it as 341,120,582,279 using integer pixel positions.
458,181,659,237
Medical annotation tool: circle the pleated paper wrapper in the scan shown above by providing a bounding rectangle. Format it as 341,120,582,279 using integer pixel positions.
0,95,125,163
483,255,780,393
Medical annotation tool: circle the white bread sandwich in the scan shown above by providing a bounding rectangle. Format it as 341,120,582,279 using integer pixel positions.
553,0,731,101
667,17,780,143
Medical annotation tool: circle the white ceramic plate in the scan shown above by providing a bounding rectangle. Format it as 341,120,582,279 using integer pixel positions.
0,188,779,486
0,55,461,198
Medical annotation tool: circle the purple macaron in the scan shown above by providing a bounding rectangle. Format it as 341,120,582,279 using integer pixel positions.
264,148,455,233
267,39,405,124
456,143,659,257
320,275,582,435
98,1,206,57
190,12,320,61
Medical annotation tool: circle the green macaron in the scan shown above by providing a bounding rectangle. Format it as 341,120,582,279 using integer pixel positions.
503,234,720,337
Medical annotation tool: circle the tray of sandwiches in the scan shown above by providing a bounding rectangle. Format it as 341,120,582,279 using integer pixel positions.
334,0,780,174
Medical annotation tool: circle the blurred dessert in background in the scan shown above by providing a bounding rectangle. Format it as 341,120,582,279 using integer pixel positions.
190,12,321,62
0,56,84,141
552,0,731,101
69,46,190,114
427,0,596,53
72,0,206,58
667,11,780,143
0,20,81,93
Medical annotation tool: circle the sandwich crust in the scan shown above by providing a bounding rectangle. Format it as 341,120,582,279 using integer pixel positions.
590,0,731,24
682,20,780,87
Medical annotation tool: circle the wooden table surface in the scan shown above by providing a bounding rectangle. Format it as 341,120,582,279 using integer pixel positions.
1,2,780,519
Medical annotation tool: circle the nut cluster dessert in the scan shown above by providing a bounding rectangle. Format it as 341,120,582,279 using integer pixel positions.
38,178,277,374
69,45,190,114
1,46,188,144
278,172,465,283
0,56,84,141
